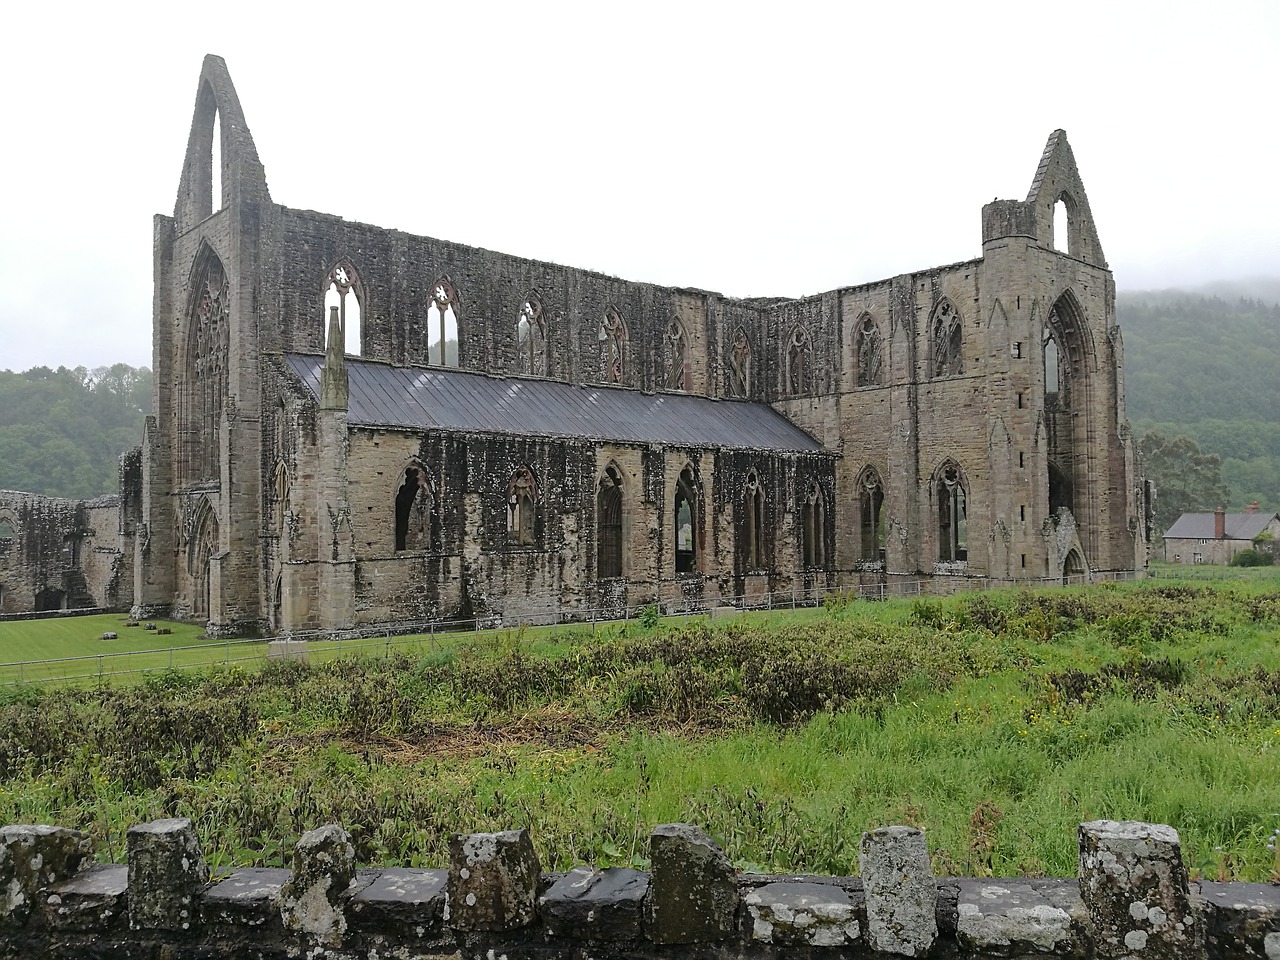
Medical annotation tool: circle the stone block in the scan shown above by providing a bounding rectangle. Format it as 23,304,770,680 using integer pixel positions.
859,825,938,957
202,866,290,928
267,638,308,661
743,879,861,947
350,867,448,935
539,865,648,940
447,829,540,931
1196,880,1280,959
1078,819,1196,958
43,863,128,931
126,817,208,931
955,878,1077,954
0,824,91,926
279,823,355,944
644,823,737,944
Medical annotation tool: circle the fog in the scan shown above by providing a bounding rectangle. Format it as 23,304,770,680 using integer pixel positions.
1,0,1276,371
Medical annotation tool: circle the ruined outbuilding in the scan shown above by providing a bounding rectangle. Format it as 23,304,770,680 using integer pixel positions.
122,55,1147,635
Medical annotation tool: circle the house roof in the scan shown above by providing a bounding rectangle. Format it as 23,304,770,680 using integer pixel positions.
1163,511,1279,541
283,354,828,453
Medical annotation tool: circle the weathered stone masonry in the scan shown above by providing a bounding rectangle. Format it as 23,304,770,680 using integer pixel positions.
1,817,1275,958
125,54,1146,635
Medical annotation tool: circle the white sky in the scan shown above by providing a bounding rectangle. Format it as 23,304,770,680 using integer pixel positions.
1,0,1277,372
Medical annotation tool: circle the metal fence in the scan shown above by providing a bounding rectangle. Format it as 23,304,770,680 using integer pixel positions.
0,570,1145,687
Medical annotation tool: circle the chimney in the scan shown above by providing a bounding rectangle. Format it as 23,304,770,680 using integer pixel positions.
1245,501,1260,514
1214,506,1226,540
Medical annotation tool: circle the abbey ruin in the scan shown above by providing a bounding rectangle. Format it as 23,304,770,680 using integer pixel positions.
0,55,1150,632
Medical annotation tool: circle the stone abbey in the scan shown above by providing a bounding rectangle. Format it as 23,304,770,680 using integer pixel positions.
0,55,1149,632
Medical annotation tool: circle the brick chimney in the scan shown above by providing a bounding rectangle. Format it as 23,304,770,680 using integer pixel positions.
1245,501,1260,514
1214,506,1226,539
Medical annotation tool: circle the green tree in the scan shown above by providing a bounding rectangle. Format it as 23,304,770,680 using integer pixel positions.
1138,430,1231,537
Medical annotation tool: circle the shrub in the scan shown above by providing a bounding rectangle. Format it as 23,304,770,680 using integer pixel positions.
1229,549,1274,568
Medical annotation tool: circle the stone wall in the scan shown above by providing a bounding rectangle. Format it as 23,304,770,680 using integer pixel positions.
0,491,128,616
2,818,1274,959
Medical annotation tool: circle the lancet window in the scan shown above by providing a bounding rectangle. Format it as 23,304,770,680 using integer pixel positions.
517,294,548,376
665,319,690,391
394,463,437,551
857,466,885,561
324,260,363,356
930,300,963,378
426,277,460,367
802,480,826,568
597,466,623,578
936,461,968,562
742,470,766,570
600,306,627,383
855,314,883,386
728,327,752,397
674,466,699,573
507,465,538,546
785,325,812,395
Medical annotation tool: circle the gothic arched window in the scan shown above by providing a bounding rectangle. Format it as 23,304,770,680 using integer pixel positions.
785,325,812,395
600,306,627,383
742,469,766,570
324,259,363,356
0,518,14,541
665,319,690,391
182,245,230,486
597,465,623,578
395,463,437,551
517,294,547,376
930,300,963,378
427,277,460,367
802,480,826,568
857,466,885,562
936,461,968,562
507,465,538,546
674,465,698,573
728,327,752,397
855,314,883,386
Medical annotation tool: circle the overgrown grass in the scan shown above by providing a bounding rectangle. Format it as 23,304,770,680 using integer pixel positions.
1,578,1279,881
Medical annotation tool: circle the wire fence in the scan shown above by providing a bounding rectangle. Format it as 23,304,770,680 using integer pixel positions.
0,569,1147,688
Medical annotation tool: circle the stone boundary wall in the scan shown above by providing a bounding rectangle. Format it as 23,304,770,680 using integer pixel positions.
0,607,106,624
1,819,1276,959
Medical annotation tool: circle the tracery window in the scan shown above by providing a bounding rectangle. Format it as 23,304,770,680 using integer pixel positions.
182,246,230,485
857,466,885,561
674,465,699,573
742,469,766,570
426,277,460,367
507,465,538,546
324,259,363,356
855,314,883,386
785,325,812,395
665,319,690,391
516,294,547,376
930,300,963,378
802,480,826,568
728,327,752,397
600,306,627,383
936,462,968,562
395,463,437,551
597,466,623,578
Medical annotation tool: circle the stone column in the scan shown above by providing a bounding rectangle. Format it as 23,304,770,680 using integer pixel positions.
279,823,355,944
0,825,91,927
126,818,208,931
644,823,738,944
447,829,540,931
859,825,937,957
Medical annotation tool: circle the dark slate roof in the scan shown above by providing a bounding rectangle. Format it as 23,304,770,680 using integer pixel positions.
1163,512,1279,541
283,354,827,453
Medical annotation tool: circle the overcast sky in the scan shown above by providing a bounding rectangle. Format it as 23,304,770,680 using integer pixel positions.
1,1,1277,373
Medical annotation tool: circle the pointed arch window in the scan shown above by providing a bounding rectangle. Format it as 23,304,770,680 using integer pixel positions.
517,294,548,376
785,325,813,395
597,466,624,578
395,463,438,551
857,467,885,562
665,319,690,391
930,300,963,378
272,460,291,536
802,480,826,568
0,518,14,541
674,466,699,573
324,260,363,356
507,465,538,546
936,462,968,562
182,246,230,485
742,469,766,570
426,277,460,367
600,306,627,383
728,327,752,397
855,314,883,386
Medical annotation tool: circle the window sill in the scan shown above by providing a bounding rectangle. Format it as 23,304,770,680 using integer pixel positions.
933,561,970,575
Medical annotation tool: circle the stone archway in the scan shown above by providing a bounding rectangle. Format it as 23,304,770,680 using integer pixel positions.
1063,548,1086,584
